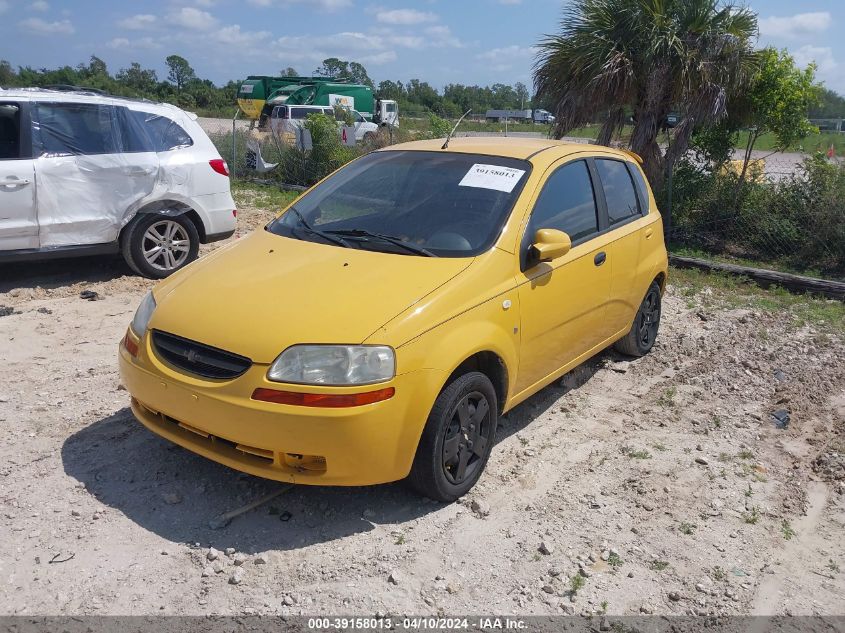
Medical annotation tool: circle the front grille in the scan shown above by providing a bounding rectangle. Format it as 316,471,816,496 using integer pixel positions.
151,330,252,379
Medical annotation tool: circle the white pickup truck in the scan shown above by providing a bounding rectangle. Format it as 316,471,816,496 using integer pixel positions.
267,105,379,143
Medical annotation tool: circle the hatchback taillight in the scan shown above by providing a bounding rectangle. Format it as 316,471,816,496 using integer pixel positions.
209,159,229,176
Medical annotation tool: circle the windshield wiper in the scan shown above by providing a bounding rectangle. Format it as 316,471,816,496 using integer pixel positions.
288,207,350,248
325,229,437,257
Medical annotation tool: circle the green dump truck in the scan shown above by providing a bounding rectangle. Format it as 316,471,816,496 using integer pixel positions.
237,76,398,128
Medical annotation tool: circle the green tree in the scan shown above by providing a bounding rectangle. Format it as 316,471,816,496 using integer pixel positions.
314,58,372,86
514,82,530,109
809,87,845,119
732,48,819,201
281,66,299,77
116,62,158,94
377,80,404,100
165,55,195,93
0,60,17,86
534,0,759,189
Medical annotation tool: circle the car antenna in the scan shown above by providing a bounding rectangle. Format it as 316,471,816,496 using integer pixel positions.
442,109,472,150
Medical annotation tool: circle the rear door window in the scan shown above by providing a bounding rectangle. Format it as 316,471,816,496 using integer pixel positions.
290,107,312,120
34,102,120,156
130,110,193,152
117,106,154,153
528,160,599,242
0,103,22,159
596,159,641,224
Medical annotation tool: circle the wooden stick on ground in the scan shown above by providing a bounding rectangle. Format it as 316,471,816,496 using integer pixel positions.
208,484,294,530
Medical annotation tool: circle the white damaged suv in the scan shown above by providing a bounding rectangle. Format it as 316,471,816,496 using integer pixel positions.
0,88,236,278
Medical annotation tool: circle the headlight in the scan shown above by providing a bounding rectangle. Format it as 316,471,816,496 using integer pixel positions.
130,291,157,337
268,345,395,386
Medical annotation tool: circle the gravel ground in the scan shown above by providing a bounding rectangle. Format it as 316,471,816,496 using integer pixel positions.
1,189,843,617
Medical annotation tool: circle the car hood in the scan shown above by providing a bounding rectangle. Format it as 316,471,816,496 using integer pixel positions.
149,230,474,364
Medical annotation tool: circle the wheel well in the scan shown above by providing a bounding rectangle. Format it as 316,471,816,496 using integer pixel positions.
654,272,667,294
446,352,508,414
119,201,206,244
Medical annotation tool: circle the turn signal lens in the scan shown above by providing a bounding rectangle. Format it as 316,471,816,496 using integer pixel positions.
123,329,139,357
251,387,395,408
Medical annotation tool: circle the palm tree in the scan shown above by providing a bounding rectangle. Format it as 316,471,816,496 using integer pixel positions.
534,0,758,190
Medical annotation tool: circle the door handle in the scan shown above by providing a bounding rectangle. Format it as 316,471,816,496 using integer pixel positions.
645,228,654,239
2,178,31,188
594,251,607,266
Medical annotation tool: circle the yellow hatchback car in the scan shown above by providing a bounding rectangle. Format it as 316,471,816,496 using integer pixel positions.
119,137,668,501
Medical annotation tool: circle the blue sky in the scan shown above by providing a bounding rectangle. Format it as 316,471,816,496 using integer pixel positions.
1,0,843,94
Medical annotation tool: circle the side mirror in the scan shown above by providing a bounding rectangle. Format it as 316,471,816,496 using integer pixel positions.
532,228,571,262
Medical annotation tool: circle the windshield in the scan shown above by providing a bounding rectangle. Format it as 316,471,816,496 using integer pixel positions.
267,150,531,257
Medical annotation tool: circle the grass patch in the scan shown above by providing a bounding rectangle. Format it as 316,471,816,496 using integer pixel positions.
781,520,796,541
669,267,845,333
711,566,727,582
679,522,697,535
650,560,670,572
621,446,652,460
656,386,677,408
743,507,760,525
570,574,585,594
607,552,624,568
231,181,300,214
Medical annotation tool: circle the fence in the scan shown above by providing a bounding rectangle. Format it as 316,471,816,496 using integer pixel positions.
200,114,845,283
666,151,845,279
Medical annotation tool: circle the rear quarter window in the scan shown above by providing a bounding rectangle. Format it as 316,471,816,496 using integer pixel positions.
131,110,193,152
595,158,641,225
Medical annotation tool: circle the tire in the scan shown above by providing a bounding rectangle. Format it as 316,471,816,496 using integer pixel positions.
122,213,200,279
363,131,377,143
614,281,662,357
408,371,498,502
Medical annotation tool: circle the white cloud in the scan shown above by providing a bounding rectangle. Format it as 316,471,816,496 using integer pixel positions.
247,0,352,11
793,45,838,73
269,30,398,66
375,9,437,25
424,25,464,48
759,12,831,39
31,0,49,11
106,36,161,50
215,25,271,45
499,0,522,4
476,45,536,71
477,44,535,61
18,17,75,34
117,14,157,30
167,7,218,31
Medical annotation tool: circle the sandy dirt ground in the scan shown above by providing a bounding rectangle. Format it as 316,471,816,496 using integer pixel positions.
1,194,843,618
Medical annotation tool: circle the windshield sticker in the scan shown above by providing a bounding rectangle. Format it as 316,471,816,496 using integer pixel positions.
459,164,526,193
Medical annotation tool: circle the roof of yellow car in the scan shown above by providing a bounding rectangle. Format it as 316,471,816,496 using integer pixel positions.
381,136,602,161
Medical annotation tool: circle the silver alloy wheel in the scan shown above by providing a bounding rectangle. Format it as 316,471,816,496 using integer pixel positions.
142,220,191,272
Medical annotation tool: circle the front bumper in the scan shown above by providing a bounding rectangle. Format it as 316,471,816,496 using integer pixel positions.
118,331,445,486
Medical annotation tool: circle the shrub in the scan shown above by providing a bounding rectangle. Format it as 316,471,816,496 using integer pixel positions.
670,153,845,275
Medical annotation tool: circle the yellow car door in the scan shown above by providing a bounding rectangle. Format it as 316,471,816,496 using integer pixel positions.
594,157,651,336
515,157,612,394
